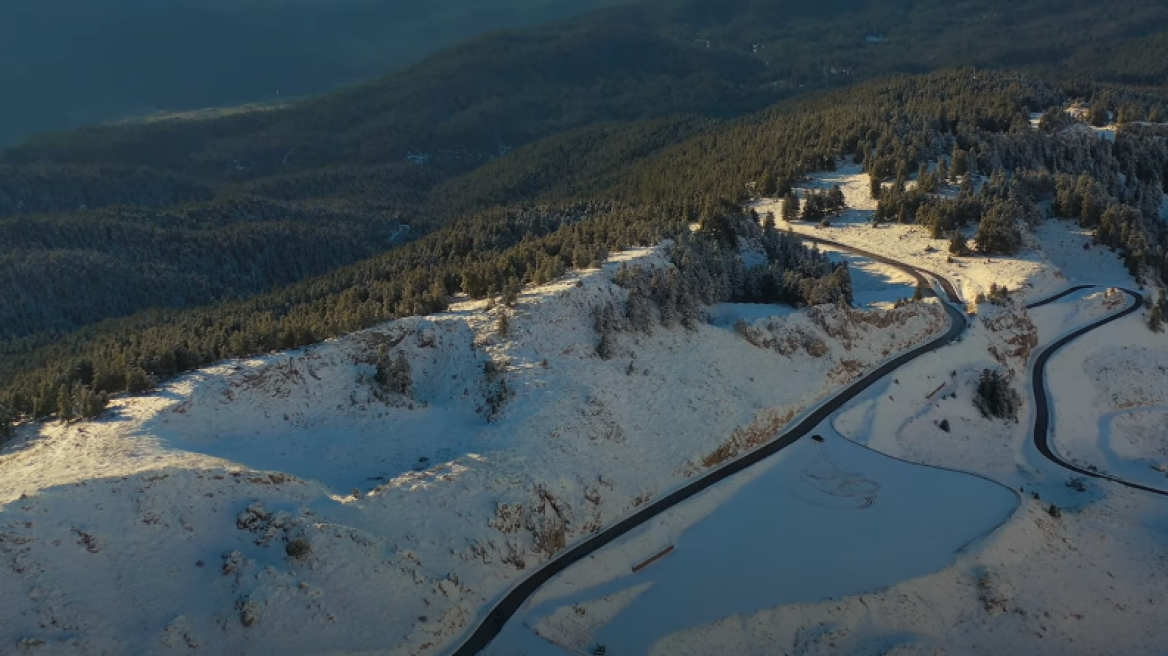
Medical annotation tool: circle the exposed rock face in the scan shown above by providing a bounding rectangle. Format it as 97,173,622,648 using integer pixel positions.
981,307,1038,370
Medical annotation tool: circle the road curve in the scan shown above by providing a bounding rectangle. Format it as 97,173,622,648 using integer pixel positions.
448,238,968,656
1028,286,1168,497
1026,284,1096,309
797,234,962,303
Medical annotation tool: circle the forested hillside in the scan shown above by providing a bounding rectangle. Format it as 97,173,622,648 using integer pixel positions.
0,0,632,148
3,0,1168,433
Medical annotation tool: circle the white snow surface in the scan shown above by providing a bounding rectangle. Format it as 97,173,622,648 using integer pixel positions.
495,430,1016,656
5,163,1168,656
1046,313,1168,488
0,245,946,655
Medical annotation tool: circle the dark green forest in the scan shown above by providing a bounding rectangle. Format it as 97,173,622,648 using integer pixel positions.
3,0,1168,434
0,0,633,148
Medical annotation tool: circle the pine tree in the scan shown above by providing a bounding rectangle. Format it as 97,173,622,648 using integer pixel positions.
953,149,969,178
374,349,411,396
0,403,13,441
959,174,974,197
949,233,971,256
1088,100,1109,127
781,192,800,222
1149,304,1165,333
32,382,56,420
126,366,151,394
392,353,413,397
57,385,74,423
759,170,778,197
869,173,882,200
975,200,1022,255
501,277,521,307
828,185,845,210
75,385,108,419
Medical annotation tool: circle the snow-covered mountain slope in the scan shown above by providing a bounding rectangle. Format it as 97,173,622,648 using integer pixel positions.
481,170,1168,656
4,160,1167,655
0,245,946,655
680,288,1168,656
695,170,1168,656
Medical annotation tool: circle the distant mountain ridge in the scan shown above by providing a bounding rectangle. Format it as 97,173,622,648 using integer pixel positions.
0,0,633,149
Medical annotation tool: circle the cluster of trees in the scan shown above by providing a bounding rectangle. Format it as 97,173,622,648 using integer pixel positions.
374,350,413,399
975,283,1013,306
973,368,1021,421
594,211,852,356
17,361,110,424
793,186,846,224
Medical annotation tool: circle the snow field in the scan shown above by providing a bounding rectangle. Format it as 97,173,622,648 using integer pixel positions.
1,242,946,655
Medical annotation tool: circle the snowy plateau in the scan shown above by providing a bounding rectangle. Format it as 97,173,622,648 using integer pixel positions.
3,167,1168,656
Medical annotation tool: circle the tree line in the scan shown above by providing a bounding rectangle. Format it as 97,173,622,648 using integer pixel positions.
5,65,1168,436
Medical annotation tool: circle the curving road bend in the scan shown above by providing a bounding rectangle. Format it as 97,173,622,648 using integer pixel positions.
448,237,969,656
1027,286,1168,497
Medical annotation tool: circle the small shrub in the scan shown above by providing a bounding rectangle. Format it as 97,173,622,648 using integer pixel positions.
986,283,1011,305
480,359,512,422
286,537,312,560
597,332,617,360
1148,304,1164,333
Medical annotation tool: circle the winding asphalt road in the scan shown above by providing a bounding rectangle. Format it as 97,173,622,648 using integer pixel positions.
1027,286,1168,497
449,238,969,656
450,245,1166,655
